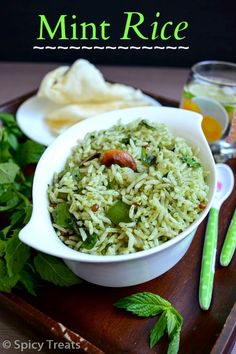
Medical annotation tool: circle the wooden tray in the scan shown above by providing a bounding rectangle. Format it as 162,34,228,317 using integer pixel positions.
0,92,235,354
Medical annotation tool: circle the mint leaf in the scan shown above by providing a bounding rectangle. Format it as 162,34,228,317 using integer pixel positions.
0,240,5,256
17,140,45,166
114,292,183,353
0,274,19,293
114,292,171,317
0,112,17,125
0,185,20,211
0,113,83,294
0,259,7,277
0,260,20,293
19,270,37,296
34,253,81,287
166,309,178,338
5,231,30,276
167,327,181,354
0,162,19,184
23,205,32,224
150,312,167,348
170,308,183,328
10,208,25,227
8,133,18,150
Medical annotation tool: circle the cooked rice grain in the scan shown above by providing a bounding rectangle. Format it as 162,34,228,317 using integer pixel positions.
48,119,209,255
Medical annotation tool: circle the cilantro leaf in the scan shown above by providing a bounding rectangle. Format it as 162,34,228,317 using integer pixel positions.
180,156,201,168
0,162,19,184
114,292,171,317
34,253,81,287
5,231,30,276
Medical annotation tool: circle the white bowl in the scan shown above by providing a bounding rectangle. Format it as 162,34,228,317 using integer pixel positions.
19,107,216,287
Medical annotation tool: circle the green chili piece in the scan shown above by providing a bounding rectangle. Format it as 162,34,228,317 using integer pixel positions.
53,202,71,228
106,201,131,225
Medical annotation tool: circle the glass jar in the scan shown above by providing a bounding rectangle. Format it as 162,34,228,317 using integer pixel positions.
180,61,236,162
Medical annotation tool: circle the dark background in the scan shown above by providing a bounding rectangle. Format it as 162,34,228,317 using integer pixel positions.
0,0,235,67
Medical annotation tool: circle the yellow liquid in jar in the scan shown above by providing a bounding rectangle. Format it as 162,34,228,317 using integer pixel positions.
181,83,236,143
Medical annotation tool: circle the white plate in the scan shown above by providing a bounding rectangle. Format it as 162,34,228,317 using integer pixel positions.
16,94,161,146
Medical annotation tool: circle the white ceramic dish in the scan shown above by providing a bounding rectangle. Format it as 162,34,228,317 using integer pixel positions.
16,94,160,146
19,106,216,287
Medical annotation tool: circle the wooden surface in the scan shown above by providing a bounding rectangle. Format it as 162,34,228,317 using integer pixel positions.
0,63,235,354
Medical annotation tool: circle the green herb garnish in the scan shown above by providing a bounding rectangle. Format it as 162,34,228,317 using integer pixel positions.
0,112,81,294
68,215,81,235
121,134,132,145
82,233,97,250
141,147,156,166
139,120,155,129
114,292,183,354
70,166,81,181
180,156,201,168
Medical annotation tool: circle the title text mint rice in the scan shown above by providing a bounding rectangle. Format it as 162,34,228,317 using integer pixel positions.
48,119,209,255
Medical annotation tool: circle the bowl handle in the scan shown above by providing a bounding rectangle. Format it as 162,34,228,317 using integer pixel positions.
19,213,65,256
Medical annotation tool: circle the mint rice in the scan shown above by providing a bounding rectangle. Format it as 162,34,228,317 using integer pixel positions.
48,119,209,255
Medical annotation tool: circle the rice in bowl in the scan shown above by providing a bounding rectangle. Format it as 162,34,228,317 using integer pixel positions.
48,119,209,255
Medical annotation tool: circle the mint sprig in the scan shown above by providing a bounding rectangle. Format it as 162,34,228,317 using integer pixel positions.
0,112,81,295
114,292,183,354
